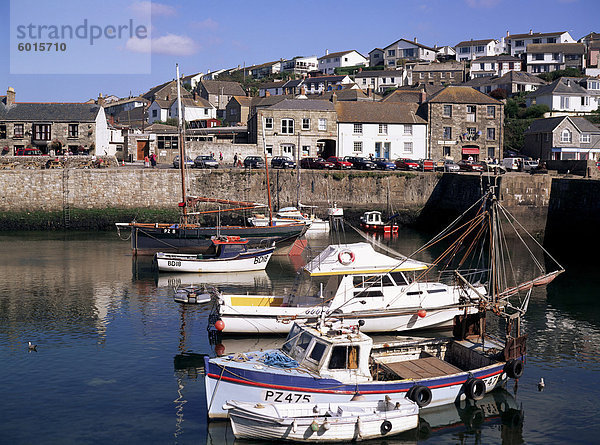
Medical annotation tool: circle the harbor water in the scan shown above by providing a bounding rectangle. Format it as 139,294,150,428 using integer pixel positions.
0,229,599,444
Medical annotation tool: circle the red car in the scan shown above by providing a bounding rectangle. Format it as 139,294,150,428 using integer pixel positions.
457,160,484,172
15,147,43,156
300,157,334,169
395,158,420,171
326,156,352,169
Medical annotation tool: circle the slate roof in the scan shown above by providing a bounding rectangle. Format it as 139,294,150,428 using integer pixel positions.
0,102,101,122
259,81,287,90
283,79,304,88
335,102,425,124
311,89,368,101
318,50,365,60
230,96,253,107
182,72,202,81
426,86,502,104
266,99,335,111
526,43,585,54
411,62,464,72
463,71,546,88
507,31,568,40
103,96,149,108
354,69,403,78
251,95,288,108
527,77,589,98
455,39,497,47
111,106,147,128
382,90,423,103
200,80,246,96
525,116,600,134
384,38,437,52
142,79,192,101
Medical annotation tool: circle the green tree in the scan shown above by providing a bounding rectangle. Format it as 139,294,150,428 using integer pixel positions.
536,68,584,82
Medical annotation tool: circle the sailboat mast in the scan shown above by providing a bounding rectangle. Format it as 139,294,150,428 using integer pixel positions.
176,64,188,225
261,118,273,225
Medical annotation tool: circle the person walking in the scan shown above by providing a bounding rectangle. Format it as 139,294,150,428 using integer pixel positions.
233,153,238,167
219,151,223,161
150,153,157,168
144,155,150,168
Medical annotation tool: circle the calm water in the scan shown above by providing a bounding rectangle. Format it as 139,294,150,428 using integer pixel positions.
0,229,599,444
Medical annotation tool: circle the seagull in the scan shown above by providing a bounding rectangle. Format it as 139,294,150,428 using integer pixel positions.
28,341,37,351
538,377,545,391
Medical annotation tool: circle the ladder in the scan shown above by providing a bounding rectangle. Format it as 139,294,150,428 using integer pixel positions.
62,168,70,228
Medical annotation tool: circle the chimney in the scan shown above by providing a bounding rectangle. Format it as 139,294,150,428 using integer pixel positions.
529,29,533,35
6,87,15,106
330,92,337,104
97,93,105,107
506,30,510,37
414,37,418,43
265,91,271,97
326,49,329,55
420,90,426,104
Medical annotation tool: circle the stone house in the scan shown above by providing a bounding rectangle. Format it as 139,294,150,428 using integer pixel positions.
0,87,110,156
335,101,427,160
318,50,368,75
421,86,504,161
525,43,586,74
248,99,337,159
409,61,466,86
197,80,246,118
455,39,500,62
224,96,253,126
142,79,192,103
523,116,600,160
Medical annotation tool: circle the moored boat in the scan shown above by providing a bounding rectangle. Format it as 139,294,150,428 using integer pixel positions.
249,206,330,233
359,211,398,233
224,396,419,442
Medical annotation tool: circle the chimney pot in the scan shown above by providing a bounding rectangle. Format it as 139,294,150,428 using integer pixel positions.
326,49,329,55
6,87,15,106
506,30,510,37
97,93,105,107
529,29,533,35
414,37,417,43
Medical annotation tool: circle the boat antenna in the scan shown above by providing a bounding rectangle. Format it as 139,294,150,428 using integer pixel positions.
176,64,188,226
318,283,326,331
261,118,273,226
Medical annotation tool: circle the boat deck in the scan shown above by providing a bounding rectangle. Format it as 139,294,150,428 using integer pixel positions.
379,356,462,380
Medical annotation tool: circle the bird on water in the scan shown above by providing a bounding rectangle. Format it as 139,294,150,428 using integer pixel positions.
538,377,545,391
28,341,37,352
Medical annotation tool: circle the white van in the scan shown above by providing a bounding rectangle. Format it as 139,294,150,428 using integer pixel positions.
523,160,539,172
502,158,522,171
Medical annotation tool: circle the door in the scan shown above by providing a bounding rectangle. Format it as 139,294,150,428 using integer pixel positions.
384,142,391,159
375,142,381,158
137,140,149,161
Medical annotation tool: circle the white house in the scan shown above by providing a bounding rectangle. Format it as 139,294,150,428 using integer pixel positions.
383,38,437,68
470,55,522,78
182,72,204,90
148,97,216,123
455,39,499,61
526,77,598,114
353,69,406,93
318,50,368,75
525,43,586,74
249,61,282,79
505,30,575,56
335,101,428,160
303,75,353,94
281,56,318,75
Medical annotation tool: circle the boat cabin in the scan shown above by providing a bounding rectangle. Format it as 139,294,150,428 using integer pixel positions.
201,236,250,259
361,211,383,226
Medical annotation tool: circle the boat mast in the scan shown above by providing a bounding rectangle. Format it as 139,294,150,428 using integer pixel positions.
176,64,188,225
261,118,273,226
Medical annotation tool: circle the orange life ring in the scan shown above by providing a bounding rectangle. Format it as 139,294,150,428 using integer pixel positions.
338,250,355,265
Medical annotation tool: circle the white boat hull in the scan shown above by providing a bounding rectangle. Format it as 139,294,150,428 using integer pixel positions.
155,251,273,273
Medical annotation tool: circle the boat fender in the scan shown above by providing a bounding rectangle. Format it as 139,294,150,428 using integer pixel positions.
380,420,393,434
464,378,486,401
504,359,524,379
407,385,432,408
310,420,319,432
356,416,363,439
338,250,355,265
322,419,331,431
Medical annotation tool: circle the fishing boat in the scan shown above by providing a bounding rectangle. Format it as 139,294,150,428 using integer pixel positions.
204,185,564,419
360,211,398,233
249,206,330,233
116,65,307,255
224,396,419,442
209,241,482,334
154,236,274,273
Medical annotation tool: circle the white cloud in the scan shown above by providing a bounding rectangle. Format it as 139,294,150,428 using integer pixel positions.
130,1,177,17
465,0,501,7
126,34,199,56
191,18,219,31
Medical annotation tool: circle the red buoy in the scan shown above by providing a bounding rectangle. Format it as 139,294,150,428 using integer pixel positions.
417,309,427,318
215,319,225,331
214,344,225,356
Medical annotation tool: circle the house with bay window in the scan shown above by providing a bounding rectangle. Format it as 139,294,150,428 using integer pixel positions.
0,87,110,155
335,101,427,160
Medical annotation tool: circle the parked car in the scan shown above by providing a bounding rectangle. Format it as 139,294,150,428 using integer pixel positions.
457,160,484,172
373,158,396,170
502,157,522,171
326,156,352,169
435,159,460,172
395,158,420,171
300,157,334,169
522,160,539,172
173,155,194,169
271,156,296,169
345,156,376,170
194,155,219,168
244,156,265,169
419,159,435,172
15,147,43,156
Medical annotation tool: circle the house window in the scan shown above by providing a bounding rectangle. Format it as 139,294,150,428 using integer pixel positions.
560,129,572,143
204,109,209,116
487,106,496,118
387,49,396,57
515,40,524,47
33,124,51,140
509,62,514,69
68,124,79,138
487,128,496,140
582,97,590,106
467,105,476,122
157,135,178,150
428,72,433,78
378,124,388,135
302,145,310,155
553,53,560,60
443,126,452,140
404,48,415,58
560,96,570,109
547,37,556,43
390,77,395,83
353,141,363,152
265,144,273,155
0,124,6,139
403,142,413,153
443,105,452,117
467,127,477,138
475,45,485,52
404,124,413,135
443,146,451,157
533,38,541,44
265,117,273,129
534,54,544,61
353,123,363,134
459,47,470,54
362,79,366,84
152,109,158,117
441,72,446,78
302,118,310,130
318,118,327,131
281,144,294,155
13,123,24,138
419,73,424,79
488,147,496,158
281,119,294,134
581,134,591,143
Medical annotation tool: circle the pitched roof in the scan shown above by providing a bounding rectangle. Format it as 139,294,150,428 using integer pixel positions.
385,38,437,52
525,116,600,134
251,95,288,108
0,102,101,122
103,96,149,108
111,106,147,127
455,39,497,47
527,77,589,98
411,61,464,72
579,32,600,42
382,90,423,103
266,99,335,111
311,89,368,101
526,43,585,54
570,117,600,133
182,72,202,81
258,81,287,90
318,50,365,60
507,31,568,40
230,96,253,107
368,48,383,54
200,80,246,96
496,70,547,85
303,75,348,85
335,102,425,124
142,79,192,101
426,86,502,104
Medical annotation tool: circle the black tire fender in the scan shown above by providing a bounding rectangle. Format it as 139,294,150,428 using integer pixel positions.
464,378,486,401
407,385,432,408
504,359,524,379
381,420,392,434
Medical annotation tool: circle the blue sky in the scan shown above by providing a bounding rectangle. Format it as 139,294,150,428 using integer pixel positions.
1,0,598,102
